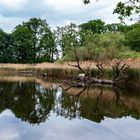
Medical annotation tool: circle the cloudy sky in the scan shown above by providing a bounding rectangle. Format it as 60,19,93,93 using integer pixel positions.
0,0,121,32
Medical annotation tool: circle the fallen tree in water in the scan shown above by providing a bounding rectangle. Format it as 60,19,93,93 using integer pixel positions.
61,47,129,87
61,63,129,89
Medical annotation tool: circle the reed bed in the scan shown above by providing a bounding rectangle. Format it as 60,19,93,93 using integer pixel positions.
0,58,139,79
0,58,139,70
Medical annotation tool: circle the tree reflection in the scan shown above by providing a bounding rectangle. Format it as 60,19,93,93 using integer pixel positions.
0,79,140,124
0,81,55,124
57,85,140,123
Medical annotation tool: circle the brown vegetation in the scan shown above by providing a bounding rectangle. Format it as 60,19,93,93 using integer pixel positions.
0,58,139,70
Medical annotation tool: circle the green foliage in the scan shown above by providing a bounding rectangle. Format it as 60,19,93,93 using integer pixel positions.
98,32,126,49
0,18,57,63
57,21,140,63
55,23,80,57
23,18,56,63
119,50,140,59
105,23,131,33
12,18,56,63
79,32,125,61
0,29,16,63
114,0,140,21
83,0,90,4
59,31,124,62
126,24,140,52
12,25,33,63
0,18,140,64
79,19,105,34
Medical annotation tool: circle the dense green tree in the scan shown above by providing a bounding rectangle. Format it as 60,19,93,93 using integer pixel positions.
55,20,134,61
0,29,16,63
0,18,140,64
23,18,55,62
104,23,131,33
39,30,57,62
126,24,140,52
13,18,56,63
77,32,125,61
55,23,80,57
78,19,105,46
12,25,33,63
59,28,126,62
79,19,105,34
23,18,56,63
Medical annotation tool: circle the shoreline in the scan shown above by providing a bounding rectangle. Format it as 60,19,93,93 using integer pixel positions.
0,58,139,81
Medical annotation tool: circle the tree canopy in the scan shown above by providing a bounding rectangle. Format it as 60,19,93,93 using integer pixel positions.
0,29,15,63
0,18,140,63
79,19,105,34
12,18,57,63
126,24,140,51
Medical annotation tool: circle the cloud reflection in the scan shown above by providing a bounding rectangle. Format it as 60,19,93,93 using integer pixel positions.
0,110,140,140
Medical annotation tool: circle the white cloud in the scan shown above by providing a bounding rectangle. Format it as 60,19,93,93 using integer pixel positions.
0,110,14,119
43,0,118,13
0,110,21,140
43,0,84,11
0,129,20,140
0,14,27,32
41,0,121,30
0,0,130,32
0,0,27,10
43,0,120,24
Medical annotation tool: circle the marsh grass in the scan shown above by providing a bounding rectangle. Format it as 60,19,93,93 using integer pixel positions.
127,68,140,81
0,58,139,80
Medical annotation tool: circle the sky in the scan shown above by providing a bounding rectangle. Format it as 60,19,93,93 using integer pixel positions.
0,0,121,32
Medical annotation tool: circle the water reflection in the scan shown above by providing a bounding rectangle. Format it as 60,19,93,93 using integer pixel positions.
59,85,140,122
0,81,55,124
1,109,140,140
0,76,140,140
0,76,140,124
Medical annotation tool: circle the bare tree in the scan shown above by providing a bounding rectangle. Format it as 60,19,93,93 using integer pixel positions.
65,47,129,87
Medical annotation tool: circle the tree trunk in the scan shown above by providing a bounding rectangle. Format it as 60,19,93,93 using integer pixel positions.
78,77,114,86
89,77,114,85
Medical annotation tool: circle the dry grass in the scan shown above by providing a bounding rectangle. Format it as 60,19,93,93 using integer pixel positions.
0,58,139,79
0,58,139,70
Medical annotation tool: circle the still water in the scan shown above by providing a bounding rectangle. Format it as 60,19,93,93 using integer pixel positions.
0,76,140,140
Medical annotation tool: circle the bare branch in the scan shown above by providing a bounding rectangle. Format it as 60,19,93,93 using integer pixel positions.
68,63,85,74
112,60,129,82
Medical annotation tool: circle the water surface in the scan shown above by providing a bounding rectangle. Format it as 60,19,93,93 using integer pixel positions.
0,76,140,140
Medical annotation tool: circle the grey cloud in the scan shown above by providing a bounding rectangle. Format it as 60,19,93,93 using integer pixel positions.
0,0,120,32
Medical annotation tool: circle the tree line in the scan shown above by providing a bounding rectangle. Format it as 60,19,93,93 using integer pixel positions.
0,18,57,63
0,18,140,63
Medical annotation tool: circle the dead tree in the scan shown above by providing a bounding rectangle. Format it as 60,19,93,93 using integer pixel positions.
68,61,129,87
111,60,129,83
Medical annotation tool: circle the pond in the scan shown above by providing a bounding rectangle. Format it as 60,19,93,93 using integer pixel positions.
0,75,140,140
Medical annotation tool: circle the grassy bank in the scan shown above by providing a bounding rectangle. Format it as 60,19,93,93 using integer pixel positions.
0,58,139,80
